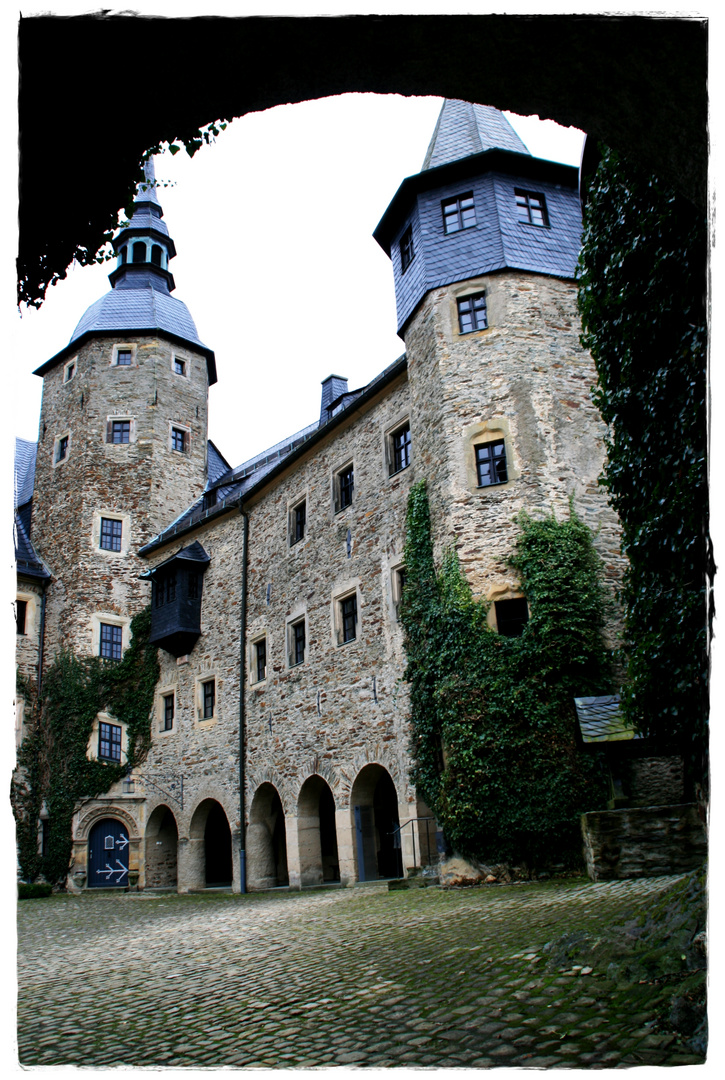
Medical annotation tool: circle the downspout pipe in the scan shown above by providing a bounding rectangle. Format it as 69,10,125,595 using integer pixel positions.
238,506,249,893
37,585,47,693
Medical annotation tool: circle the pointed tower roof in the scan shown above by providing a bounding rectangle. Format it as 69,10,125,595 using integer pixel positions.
34,156,216,384
421,100,530,170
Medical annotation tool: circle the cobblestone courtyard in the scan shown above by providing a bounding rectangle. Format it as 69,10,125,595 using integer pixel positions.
17,875,704,1068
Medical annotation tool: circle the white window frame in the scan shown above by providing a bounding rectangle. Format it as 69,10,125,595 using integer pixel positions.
92,510,131,556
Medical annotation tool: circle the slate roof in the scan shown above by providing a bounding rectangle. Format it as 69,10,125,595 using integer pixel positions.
574,696,642,743
14,438,37,508
422,100,529,170
14,509,50,580
139,540,210,579
207,440,232,487
69,287,205,349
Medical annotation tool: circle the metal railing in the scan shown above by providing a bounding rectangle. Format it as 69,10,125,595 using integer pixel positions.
391,816,437,871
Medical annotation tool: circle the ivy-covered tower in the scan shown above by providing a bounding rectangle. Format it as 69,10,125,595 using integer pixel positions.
30,159,217,666
374,100,623,618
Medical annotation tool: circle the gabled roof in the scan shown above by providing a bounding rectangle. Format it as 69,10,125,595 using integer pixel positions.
422,100,529,170
139,540,210,579
207,439,232,487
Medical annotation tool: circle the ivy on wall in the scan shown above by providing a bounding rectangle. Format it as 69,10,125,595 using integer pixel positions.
401,481,611,868
12,608,159,888
577,146,709,792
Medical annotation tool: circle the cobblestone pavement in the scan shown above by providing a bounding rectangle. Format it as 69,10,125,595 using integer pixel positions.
17,875,704,1068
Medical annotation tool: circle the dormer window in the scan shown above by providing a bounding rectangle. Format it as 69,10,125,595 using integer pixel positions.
515,189,549,227
400,225,415,273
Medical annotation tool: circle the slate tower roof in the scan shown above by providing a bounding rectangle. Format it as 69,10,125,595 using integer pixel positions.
374,99,583,334
34,158,216,384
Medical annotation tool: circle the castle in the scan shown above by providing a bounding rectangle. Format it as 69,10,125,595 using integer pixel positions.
14,100,624,892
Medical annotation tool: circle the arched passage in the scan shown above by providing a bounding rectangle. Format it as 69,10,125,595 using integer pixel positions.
248,783,289,890
144,805,178,889
88,817,130,888
188,798,233,889
297,775,339,886
351,765,402,881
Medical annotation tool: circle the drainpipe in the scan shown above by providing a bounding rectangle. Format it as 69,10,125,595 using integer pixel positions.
238,506,249,893
36,586,47,693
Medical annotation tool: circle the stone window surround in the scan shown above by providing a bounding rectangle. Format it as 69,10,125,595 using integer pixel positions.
171,351,190,378
248,632,268,686
155,683,178,736
446,276,503,340
485,582,528,633
331,579,361,647
389,560,406,624
383,414,412,479
194,671,219,726
111,342,138,367
86,711,128,765
332,458,355,515
285,607,308,669
92,509,131,557
90,612,131,660
169,420,191,454
462,418,520,494
106,415,137,445
63,356,78,383
287,490,309,550
16,590,38,640
52,430,71,467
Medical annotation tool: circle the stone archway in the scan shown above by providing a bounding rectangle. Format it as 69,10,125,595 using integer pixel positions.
144,805,179,889
350,764,403,882
187,798,233,889
297,775,340,887
248,783,289,890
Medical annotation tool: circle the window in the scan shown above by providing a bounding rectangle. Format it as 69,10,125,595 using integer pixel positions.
174,357,186,377
291,500,306,545
163,693,175,731
335,464,354,512
457,292,488,334
151,244,163,266
108,420,131,444
56,435,69,462
64,361,76,382
16,599,27,636
188,572,199,599
475,440,508,487
100,517,123,552
99,721,122,762
289,618,306,667
515,189,549,227
392,567,406,621
389,422,411,476
495,597,529,638
171,427,187,453
202,679,215,719
120,246,127,264
442,192,476,234
154,579,164,608
341,594,357,644
254,638,267,683
165,574,177,603
116,349,133,366
100,622,123,660
399,225,414,272
132,242,146,263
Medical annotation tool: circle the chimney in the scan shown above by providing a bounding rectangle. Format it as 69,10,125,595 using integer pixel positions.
319,374,348,426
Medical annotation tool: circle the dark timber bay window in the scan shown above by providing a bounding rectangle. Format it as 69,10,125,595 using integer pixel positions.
163,693,175,731
165,574,177,603
389,422,411,475
515,189,549,227
399,225,414,272
255,639,267,682
442,192,476,234
16,599,27,635
56,435,69,462
291,500,306,545
495,597,529,638
116,349,133,366
457,292,488,334
146,541,210,658
475,440,508,487
336,465,354,512
109,420,130,444
100,517,122,552
99,721,122,762
341,594,357,644
291,619,306,666
100,623,123,660
171,427,187,453
202,679,215,719
188,572,199,599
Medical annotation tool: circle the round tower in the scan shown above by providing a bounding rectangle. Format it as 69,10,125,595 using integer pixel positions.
30,159,217,664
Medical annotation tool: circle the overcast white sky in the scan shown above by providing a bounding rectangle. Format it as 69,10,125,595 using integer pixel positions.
14,95,585,468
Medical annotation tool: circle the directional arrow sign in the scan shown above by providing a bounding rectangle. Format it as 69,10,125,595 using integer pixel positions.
97,864,115,879
112,861,128,880
116,835,129,850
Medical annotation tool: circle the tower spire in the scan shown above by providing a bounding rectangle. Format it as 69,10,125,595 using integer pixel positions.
108,155,177,293
422,100,530,171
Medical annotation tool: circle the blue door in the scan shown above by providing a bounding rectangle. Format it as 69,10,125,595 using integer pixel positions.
88,818,129,888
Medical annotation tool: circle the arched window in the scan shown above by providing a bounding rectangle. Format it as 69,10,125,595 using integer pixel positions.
151,244,162,266
132,242,146,263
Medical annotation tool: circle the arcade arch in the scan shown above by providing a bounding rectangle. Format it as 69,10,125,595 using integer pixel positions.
188,798,233,889
350,764,403,882
144,805,178,889
248,783,289,890
297,775,339,886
